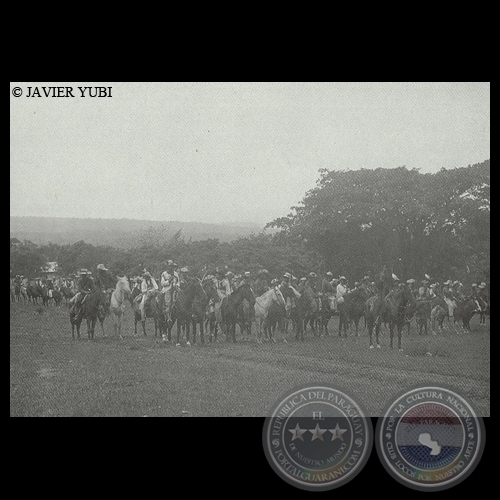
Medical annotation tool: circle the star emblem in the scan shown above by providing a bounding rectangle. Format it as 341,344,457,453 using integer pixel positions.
309,423,327,441
329,423,347,441
288,423,307,442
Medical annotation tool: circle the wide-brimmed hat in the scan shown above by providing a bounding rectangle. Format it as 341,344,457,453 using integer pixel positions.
478,283,486,289
326,271,333,276
443,280,451,285
363,276,370,281
271,278,279,285
244,271,251,277
339,276,346,281
300,277,307,282
97,264,108,271
406,278,415,284
225,271,234,277
166,260,175,266
283,272,292,279
180,267,189,273
422,280,429,284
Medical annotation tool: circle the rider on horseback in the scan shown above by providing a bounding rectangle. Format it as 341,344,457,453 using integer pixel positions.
138,270,158,321
70,270,95,320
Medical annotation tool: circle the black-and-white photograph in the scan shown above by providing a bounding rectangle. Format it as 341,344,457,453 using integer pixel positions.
10,82,490,418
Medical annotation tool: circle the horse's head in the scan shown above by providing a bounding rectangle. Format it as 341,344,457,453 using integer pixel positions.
117,276,131,295
273,287,286,307
237,284,255,305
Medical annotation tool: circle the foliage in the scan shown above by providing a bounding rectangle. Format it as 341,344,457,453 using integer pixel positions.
267,160,490,284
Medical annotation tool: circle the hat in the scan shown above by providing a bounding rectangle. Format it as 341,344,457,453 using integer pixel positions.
339,276,346,281
180,267,189,273
283,272,292,279
453,280,459,285
471,283,477,287
326,271,333,276
225,271,234,277
363,276,370,281
443,280,451,285
309,272,317,278
300,277,307,282
204,275,214,281
143,271,151,277
291,276,298,281
271,278,279,285
97,264,108,271
244,271,251,277
430,283,437,288
480,282,487,287
167,260,175,266
478,283,486,289
422,280,429,284
406,279,415,284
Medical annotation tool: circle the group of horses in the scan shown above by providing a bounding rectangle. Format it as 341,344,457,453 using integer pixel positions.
12,270,486,350
10,281,69,307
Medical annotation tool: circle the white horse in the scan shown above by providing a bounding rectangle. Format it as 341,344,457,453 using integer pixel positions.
254,287,286,342
109,276,131,338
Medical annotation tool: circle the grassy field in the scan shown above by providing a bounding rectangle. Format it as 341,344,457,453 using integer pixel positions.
10,301,490,417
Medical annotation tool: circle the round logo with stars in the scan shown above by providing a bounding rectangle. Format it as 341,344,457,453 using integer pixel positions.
376,385,485,491
262,384,373,491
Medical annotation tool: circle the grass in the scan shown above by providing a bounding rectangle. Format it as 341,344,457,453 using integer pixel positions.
10,301,490,417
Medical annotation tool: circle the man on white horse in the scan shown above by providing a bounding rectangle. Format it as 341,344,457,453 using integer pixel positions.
161,260,179,300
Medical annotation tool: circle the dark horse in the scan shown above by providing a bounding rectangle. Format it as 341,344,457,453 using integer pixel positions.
166,279,206,345
203,280,220,342
132,290,161,337
345,288,367,337
221,284,255,342
365,266,393,349
70,289,105,340
455,297,479,331
385,285,416,350
189,279,209,345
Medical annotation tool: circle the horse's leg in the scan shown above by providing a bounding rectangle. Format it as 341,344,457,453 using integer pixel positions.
389,322,394,350
375,321,381,348
191,318,197,345
398,323,403,351
142,319,146,337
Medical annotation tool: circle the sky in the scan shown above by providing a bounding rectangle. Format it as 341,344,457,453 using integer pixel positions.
10,82,490,227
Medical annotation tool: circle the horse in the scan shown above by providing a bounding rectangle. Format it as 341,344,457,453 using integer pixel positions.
365,267,394,349
132,289,161,337
221,284,256,343
189,279,209,345
203,280,221,342
26,283,40,303
455,297,479,331
109,277,131,338
414,299,432,335
431,302,446,333
51,289,63,306
345,288,367,337
60,285,75,305
254,287,284,342
385,285,416,351
70,289,105,340
237,298,253,340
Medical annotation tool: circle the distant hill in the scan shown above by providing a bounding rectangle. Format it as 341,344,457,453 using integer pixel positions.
10,216,263,248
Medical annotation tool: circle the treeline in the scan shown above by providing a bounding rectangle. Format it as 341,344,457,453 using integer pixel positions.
268,159,490,284
9,233,322,280
10,160,489,285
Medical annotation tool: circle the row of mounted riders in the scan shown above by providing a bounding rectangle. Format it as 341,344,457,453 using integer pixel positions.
12,274,488,350
10,282,69,306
